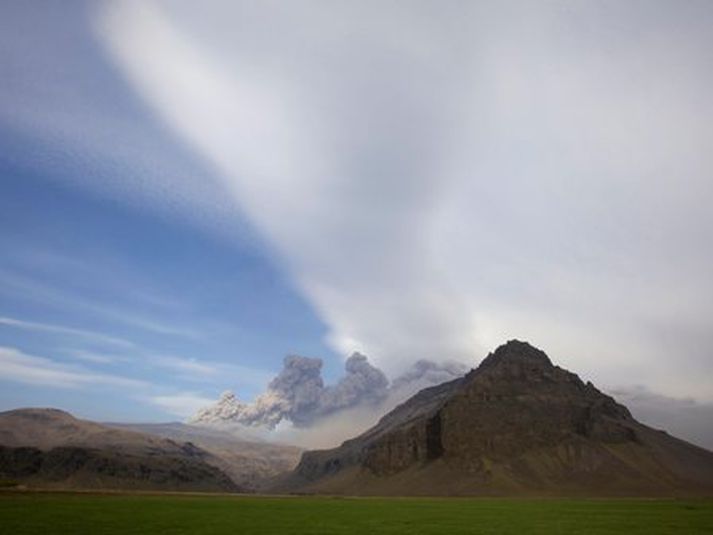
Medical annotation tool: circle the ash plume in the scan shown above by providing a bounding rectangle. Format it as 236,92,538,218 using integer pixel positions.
391,359,469,391
191,353,465,429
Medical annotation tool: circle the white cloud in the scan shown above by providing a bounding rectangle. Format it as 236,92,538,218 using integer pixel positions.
0,346,147,389
0,315,135,348
66,349,120,364
83,1,713,402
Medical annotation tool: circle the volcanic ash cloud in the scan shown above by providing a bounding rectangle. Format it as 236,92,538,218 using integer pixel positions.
191,352,467,429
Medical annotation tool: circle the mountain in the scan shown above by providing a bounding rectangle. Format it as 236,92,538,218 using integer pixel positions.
106,421,302,491
276,340,713,496
0,408,239,492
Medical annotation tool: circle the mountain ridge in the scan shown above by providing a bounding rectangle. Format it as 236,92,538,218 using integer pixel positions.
0,407,240,492
105,421,302,490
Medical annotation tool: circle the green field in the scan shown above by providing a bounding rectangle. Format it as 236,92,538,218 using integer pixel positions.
1,492,712,534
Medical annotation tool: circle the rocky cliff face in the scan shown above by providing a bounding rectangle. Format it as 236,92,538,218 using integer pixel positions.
279,341,713,496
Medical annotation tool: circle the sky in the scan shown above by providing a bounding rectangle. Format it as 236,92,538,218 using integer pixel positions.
1,1,712,447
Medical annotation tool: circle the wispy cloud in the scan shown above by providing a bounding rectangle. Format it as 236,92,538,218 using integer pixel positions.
1,245,186,311
0,346,147,389
0,268,199,339
0,316,135,348
64,349,128,365
148,392,216,418
153,355,219,376
151,354,272,388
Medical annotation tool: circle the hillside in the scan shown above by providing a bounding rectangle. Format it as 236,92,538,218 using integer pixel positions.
276,341,713,496
107,421,302,491
0,408,238,492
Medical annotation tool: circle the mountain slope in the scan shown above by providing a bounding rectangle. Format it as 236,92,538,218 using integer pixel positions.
0,408,238,492
277,341,713,496
107,421,302,491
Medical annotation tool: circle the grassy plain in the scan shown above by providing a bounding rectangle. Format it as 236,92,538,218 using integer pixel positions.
0,491,712,534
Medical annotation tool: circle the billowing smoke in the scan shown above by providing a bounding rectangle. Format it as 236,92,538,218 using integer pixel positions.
318,353,389,417
191,352,465,429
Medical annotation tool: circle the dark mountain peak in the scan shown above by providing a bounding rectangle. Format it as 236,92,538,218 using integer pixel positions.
477,339,553,373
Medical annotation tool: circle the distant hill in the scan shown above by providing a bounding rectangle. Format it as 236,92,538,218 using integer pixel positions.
106,421,302,491
0,408,239,492
276,341,713,496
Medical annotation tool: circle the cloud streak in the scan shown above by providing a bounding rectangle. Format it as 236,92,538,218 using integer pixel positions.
0,267,200,339
0,316,134,348
0,346,146,389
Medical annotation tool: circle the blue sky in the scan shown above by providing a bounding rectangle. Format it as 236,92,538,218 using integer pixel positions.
1,1,712,436
0,140,341,420
0,157,338,420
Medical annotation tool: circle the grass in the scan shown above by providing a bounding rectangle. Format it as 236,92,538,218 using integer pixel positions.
1,491,712,534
